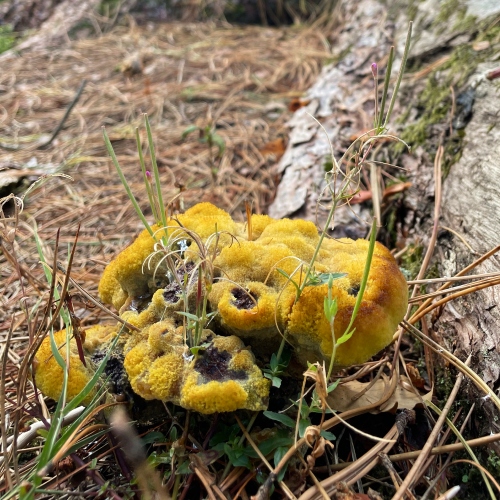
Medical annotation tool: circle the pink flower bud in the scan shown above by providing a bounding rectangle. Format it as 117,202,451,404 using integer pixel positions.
371,62,378,77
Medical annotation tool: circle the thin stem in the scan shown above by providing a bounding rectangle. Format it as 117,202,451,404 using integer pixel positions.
136,128,158,223
383,22,413,129
144,114,167,230
103,127,154,237
378,46,394,131
341,217,377,339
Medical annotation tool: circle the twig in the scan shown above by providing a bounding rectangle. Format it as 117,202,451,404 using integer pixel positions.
0,80,87,151
39,80,87,149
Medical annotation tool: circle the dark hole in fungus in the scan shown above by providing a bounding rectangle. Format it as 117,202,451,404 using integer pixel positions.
129,293,152,313
90,351,130,395
194,346,247,381
163,282,182,303
348,284,360,297
163,262,197,302
231,288,257,310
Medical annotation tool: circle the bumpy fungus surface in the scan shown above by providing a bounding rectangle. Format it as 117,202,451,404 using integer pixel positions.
34,325,116,403
35,203,408,413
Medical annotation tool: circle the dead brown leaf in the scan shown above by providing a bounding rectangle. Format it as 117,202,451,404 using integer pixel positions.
406,362,426,390
327,376,432,414
349,182,412,205
288,98,311,112
259,137,286,160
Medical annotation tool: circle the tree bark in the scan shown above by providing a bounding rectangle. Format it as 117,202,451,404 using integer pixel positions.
270,0,500,437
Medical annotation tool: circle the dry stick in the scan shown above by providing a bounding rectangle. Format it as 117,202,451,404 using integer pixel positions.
5,229,63,479
297,455,329,500
315,432,500,472
392,144,444,377
420,403,476,500
269,368,399,500
407,271,500,285
39,80,87,149
392,357,470,500
408,275,500,303
233,415,296,500
438,459,500,493
0,322,14,486
388,433,500,463
0,80,87,151
191,466,217,500
392,243,500,346
298,425,400,500
410,277,500,325
403,320,500,411
111,407,170,500
0,406,85,465
436,486,461,500
418,143,443,284
379,453,416,499
406,243,500,326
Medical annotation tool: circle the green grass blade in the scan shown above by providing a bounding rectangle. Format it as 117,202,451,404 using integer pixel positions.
427,401,495,500
102,127,154,237
32,223,70,324
63,331,122,415
62,428,110,458
341,217,378,339
144,114,167,229
135,127,159,223
33,329,71,478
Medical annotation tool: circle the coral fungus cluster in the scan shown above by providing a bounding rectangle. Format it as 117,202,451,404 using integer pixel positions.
34,203,408,414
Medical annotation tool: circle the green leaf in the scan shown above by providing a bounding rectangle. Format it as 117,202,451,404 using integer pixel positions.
148,451,172,466
37,429,49,438
169,426,178,442
211,133,226,156
181,124,199,139
320,430,336,441
263,411,295,428
270,353,278,370
176,311,200,322
271,376,282,388
209,425,240,447
190,346,204,356
255,433,293,457
264,372,283,388
144,115,167,230
324,296,338,322
314,272,347,285
103,127,154,237
336,328,356,346
64,331,122,415
327,379,341,393
298,418,310,438
224,443,252,468
276,268,300,297
141,432,166,445
274,446,289,482
176,460,190,475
